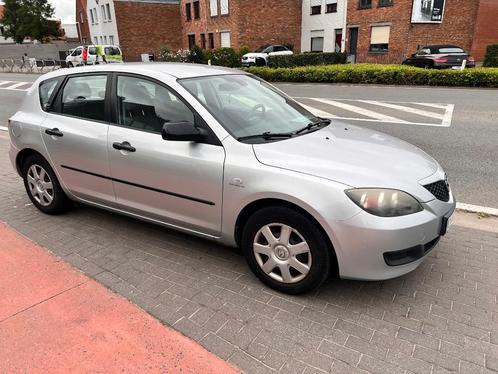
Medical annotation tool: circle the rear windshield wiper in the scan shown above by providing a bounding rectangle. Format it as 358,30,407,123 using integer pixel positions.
294,118,331,135
237,131,294,142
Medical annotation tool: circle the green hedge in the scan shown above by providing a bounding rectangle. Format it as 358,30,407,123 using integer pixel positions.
483,44,498,67
267,52,347,68
243,64,498,87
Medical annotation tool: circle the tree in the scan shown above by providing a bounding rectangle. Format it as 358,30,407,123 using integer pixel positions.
1,0,62,44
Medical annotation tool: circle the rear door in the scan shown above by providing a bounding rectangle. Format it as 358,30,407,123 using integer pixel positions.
41,73,115,205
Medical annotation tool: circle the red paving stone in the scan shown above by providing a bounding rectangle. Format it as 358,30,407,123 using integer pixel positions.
0,223,239,373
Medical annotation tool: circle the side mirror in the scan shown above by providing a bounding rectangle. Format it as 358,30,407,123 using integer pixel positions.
411,53,417,57
161,121,206,142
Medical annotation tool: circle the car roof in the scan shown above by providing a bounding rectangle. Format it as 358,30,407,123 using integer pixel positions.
422,45,464,50
39,62,246,80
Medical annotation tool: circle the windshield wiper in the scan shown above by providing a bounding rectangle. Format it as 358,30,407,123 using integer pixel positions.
294,118,331,135
237,131,294,142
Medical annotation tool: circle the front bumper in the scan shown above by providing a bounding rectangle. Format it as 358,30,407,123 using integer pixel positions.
330,193,456,281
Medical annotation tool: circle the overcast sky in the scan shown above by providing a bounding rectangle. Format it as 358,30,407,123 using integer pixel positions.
0,1,75,23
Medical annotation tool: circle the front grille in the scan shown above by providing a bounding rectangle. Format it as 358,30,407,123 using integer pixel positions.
424,180,450,202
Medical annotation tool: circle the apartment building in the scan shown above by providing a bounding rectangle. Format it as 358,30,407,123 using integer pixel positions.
87,0,120,46
76,0,91,43
346,0,498,63
181,0,302,52
301,0,346,53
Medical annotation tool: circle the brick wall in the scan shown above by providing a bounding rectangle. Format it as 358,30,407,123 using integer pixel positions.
75,0,90,44
114,1,182,61
180,0,301,53
347,0,480,64
471,0,498,62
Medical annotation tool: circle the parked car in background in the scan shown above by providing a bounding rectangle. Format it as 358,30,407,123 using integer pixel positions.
241,45,293,67
402,45,475,69
66,45,123,67
8,64,455,294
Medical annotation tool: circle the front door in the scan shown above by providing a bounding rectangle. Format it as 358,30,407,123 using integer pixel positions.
349,28,359,63
107,74,225,236
42,73,115,205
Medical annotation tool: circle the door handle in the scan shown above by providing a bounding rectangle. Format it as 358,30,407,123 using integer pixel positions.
45,128,63,137
112,141,136,153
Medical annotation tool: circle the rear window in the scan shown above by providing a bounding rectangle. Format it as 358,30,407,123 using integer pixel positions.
88,46,97,55
438,47,465,54
39,78,61,111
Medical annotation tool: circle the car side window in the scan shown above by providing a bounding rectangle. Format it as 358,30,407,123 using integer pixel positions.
116,75,194,133
417,48,430,56
60,75,108,121
263,46,273,53
39,78,60,111
274,46,285,52
73,48,82,56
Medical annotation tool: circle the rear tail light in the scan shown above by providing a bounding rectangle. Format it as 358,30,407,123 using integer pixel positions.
433,57,448,63
468,56,475,62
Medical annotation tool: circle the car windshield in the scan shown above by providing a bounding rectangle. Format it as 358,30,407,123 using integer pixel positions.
254,45,270,53
179,75,319,142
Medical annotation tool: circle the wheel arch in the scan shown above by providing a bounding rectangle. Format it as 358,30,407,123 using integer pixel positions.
15,148,45,175
234,198,339,274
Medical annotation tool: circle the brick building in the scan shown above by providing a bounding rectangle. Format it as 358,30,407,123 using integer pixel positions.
346,0,498,63
180,0,302,52
115,0,182,61
75,0,91,44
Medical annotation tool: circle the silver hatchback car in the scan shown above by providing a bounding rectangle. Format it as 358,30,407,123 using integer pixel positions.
8,63,455,294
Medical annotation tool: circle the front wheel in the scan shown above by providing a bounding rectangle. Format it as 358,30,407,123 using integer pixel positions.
241,206,332,294
22,154,72,215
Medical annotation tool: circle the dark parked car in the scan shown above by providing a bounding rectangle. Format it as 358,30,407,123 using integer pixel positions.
402,45,475,69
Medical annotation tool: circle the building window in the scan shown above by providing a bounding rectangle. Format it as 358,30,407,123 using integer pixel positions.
311,5,321,15
334,28,342,52
378,0,393,6
100,36,104,44
200,33,206,49
104,35,108,44
311,30,324,52
210,0,218,16
94,36,98,44
106,4,112,21
370,25,390,52
89,9,95,24
193,1,200,19
208,32,214,49
358,0,372,9
94,8,99,23
101,5,107,21
220,0,229,15
326,2,337,13
220,31,230,47
188,34,196,49
109,35,114,45
80,11,84,23
185,3,192,21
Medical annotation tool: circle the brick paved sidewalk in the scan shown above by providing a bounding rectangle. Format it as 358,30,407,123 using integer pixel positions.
1,134,498,374
0,223,239,373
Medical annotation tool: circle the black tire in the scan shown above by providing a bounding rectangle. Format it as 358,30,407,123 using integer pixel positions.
22,154,72,215
241,206,332,294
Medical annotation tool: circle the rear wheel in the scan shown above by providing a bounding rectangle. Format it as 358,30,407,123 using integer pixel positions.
241,206,332,294
22,154,72,215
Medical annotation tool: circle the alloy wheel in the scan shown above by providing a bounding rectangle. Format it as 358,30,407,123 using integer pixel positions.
27,164,54,206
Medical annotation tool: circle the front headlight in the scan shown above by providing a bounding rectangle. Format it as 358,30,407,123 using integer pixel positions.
345,189,423,217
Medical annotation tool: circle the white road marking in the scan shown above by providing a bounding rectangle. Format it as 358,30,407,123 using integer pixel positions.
308,98,408,123
456,203,498,217
0,81,13,87
299,104,337,119
4,82,29,90
0,126,7,131
296,97,454,127
357,100,444,120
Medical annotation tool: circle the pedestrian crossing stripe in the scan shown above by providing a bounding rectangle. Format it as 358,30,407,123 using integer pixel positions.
295,97,454,128
0,81,32,91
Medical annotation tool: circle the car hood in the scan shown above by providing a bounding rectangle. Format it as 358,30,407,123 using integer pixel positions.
252,123,439,192
243,53,268,59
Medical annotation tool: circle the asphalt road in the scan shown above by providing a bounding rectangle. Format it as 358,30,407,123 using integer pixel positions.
1,72,497,209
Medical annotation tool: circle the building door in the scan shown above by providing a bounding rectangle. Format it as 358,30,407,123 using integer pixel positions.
349,27,358,63
335,29,343,52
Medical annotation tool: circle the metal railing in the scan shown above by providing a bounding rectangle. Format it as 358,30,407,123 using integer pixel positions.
0,58,69,73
